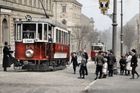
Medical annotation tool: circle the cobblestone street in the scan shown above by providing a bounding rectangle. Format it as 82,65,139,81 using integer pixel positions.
0,57,96,93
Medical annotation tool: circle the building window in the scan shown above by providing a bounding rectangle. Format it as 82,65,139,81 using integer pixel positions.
45,0,48,10
29,0,32,6
33,0,36,7
24,0,27,5
19,0,22,4
62,5,66,13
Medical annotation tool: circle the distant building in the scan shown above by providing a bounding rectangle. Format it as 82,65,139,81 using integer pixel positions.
0,0,53,53
53,0,82,28
53,0,95,52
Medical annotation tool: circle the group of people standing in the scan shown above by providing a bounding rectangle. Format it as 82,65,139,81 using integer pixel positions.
71,50,88,79
119,49,139,79
94,50,116,80
71,48,139,80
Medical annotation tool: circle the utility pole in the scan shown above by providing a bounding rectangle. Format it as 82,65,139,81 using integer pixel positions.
138,0,140,56
112,0,118,56
120,0,123,57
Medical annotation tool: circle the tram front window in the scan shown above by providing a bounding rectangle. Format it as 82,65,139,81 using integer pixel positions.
23,31,34,39
92,46,103,51
23,24,36,39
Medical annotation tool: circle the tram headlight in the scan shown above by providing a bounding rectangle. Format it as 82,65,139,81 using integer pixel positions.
25,49,34,58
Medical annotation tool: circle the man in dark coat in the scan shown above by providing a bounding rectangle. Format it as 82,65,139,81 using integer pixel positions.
71,52,78,74
83,50,88,75
2,42,12,71
108,50,116,77
95,51,104,80
130,49,139,79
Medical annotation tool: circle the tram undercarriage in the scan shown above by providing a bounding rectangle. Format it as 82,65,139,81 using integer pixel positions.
14,59,68,71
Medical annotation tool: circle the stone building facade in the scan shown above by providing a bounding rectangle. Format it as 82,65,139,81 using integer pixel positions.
53,0,82,28
0,0,53,53
53,0,95,52
53,0,82,52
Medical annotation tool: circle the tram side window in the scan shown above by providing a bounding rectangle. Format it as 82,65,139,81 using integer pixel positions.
59,30,61,43
38,24,42,40
67,33,70,45
23,24,36,39
17,24,22,40
44,24,47,40
56,29,59,43
62,31,65,44
48,25,52,40
64,32,66,44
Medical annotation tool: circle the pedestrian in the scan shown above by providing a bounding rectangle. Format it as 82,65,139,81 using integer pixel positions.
79,54,86,79
2,42,13,71
108,50,116,77
130,49,139,79
83,50,88,75
102,57,108,78
119,56,126,75
71,52,78,74
126,52,132,76
95,51,104,80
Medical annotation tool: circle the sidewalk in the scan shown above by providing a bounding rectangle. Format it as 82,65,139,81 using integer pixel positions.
86,75,140,93
86,61,140,93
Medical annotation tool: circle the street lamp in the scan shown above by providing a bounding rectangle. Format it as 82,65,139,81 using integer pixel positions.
137,0,140,56
99,0,117,56
112,0,117,56
120,0,123,57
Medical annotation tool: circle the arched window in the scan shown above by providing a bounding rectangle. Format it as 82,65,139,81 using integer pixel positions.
2,19,9,44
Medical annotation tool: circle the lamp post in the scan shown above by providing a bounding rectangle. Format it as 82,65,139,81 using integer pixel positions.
137,0,140,56
120,0,123,57
112,0,118,56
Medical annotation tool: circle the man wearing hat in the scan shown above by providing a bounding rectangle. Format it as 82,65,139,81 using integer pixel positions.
130,49,139,79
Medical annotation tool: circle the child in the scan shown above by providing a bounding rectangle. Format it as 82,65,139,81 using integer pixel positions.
102,58,108,78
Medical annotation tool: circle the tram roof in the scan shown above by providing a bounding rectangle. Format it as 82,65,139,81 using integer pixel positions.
91,43,104,46
15,18,68,30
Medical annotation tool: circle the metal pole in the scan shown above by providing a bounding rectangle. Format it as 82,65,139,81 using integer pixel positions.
137,0,140,57
112,0,118,56
120,0,123,56
39,0,49,18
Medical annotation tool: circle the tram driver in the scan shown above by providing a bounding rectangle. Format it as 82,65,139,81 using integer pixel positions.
23,31,34,39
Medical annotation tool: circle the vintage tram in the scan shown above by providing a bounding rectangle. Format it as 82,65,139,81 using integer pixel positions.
91,42,105,61
14,18,70,71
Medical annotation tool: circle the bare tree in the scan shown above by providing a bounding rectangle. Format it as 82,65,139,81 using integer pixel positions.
71,25,98,51
123,24,136,51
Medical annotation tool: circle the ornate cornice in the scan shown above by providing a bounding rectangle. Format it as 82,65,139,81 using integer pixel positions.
53,0,82,7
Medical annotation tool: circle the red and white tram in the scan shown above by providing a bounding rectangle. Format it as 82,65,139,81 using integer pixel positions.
91,42,105,61
14,18,70,71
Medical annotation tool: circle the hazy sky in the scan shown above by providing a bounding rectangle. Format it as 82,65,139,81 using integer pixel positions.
77,0,139,31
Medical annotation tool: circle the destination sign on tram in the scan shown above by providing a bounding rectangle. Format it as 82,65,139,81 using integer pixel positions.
23,39,34,43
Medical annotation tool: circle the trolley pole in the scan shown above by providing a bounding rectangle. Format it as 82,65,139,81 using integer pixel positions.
120,0,123,57
112,0,118,56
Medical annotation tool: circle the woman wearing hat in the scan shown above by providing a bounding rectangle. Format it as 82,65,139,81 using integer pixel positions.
130,49,139,79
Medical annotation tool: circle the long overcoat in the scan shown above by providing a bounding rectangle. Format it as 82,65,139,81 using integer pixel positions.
2,46,11,68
